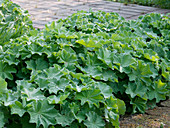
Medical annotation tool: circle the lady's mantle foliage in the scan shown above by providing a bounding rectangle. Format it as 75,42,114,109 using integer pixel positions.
0,1,170,127
0,0,33,45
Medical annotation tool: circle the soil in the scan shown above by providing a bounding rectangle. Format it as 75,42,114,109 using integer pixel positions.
120,99,170,128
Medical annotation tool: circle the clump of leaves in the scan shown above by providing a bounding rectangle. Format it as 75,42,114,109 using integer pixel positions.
0,1,169,128
0,0,33,45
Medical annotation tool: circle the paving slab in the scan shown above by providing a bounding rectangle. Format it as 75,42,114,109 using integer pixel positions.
11,0,170,28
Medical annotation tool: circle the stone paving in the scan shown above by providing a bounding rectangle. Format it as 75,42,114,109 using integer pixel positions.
11,0,170,29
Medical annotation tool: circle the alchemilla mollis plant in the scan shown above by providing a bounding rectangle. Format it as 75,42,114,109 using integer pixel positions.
0,0,169,128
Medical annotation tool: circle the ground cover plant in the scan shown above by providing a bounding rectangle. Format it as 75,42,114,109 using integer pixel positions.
0,0,170,128
0,0,33,45
107,0,170,9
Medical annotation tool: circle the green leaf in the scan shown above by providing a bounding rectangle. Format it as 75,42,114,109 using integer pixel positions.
128,60,153,82
28,100,58,128
4,54,20,65
143,49,159,62
21,87,45,101
69,103,86,123
48,78,70,94
147,80,168,103
69,102,80,115
19,46,32,59
125,82,147,98
130,39,145,51
84,112,105,128
83,66,103,79
0,77,7,94
109,81,126,94
121,54,136,67
70,83,92,93
1,91,18,106
130,97,147,113
113,54,136,72
75,89,104,108
76,39,102,48
0,77,11,105
149,63,158,78
34,78,50,90
111,34,121,41
0,112,5,128
144,31,158,39
0,62,16,80
117,99,126,115
96,82,113,98
55,102,75,127
44,64,64,79
162,69,170,81
58,49,77,64
47,92,70,104
105,96,118,111
104,109,119,127
10,101,26,117
101,70,118,82
96,48,112,67
161,61,170,81
16,80,33,90
26,58,48,71
28,43,46,55
55,112,75,127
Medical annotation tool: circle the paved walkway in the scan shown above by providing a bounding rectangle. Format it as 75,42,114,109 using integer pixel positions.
12,0,170,29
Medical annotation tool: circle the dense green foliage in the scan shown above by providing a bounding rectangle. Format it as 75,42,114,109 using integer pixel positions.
108,0,170,9
0,0,170,128
0,0,33,45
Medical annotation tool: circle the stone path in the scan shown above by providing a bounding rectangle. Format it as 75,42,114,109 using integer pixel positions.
11,0,170,29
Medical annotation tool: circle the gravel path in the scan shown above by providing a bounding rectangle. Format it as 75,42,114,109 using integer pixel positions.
11,0,170,29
